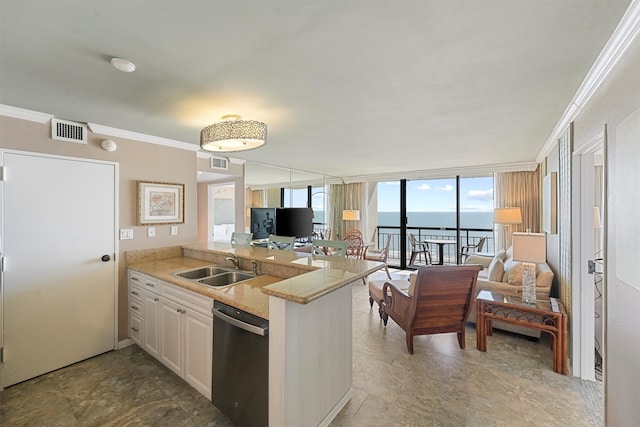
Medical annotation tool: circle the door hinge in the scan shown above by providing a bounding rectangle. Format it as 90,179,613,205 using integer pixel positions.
0,347,4,363
0,166,4,181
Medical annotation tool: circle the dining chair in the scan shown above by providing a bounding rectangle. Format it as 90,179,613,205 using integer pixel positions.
230,232,253,246
343,233,365,259
311,239,347,258
408,233,431,265
460,236,487,262
267,234,296,251
381,264,483,354
364,234,392,280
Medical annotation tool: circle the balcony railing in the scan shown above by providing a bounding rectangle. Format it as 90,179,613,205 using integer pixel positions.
373,225,494,266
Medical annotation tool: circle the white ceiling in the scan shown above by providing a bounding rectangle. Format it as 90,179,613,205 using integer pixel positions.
0,1,632,181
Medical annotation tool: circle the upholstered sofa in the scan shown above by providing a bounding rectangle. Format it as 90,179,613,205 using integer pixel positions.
464,247,554,338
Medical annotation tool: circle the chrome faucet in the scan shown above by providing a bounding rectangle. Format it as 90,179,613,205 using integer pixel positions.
251,259,259,275
225,253,240,269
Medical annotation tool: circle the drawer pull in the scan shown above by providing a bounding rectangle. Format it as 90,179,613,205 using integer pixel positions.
145,282,155,288
154,298,159,302
131,305,139,311
131,277,140,282
131,327,139,332
131,291,139,296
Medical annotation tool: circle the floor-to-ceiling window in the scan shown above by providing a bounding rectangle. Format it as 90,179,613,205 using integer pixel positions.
375,176,494,268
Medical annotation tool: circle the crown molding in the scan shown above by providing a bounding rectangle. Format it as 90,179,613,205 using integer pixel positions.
338,161,538,184
87,122,197,151
0,104,53,123
537,0,640,162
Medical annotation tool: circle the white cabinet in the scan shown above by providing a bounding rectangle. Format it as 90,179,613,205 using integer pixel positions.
128,280,144,348
159,297,183,376
142,292,160,360
128,269,213,399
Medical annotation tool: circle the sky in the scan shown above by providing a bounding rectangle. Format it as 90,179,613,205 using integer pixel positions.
377,176,494,212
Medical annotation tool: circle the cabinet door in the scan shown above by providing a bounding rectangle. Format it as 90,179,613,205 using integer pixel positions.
143,292,160,360
183,309,213,399
159,297,183,377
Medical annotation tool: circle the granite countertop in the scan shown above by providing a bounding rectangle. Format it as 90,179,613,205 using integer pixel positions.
128,242,384,319
127,256,280,319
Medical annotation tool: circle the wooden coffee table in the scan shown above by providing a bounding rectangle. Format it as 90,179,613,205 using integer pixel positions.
475,290,568,375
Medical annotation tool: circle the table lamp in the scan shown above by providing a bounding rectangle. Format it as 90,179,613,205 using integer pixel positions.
512,232,546,304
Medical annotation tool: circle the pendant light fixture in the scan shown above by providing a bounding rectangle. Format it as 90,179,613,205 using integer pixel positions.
200,115,267,153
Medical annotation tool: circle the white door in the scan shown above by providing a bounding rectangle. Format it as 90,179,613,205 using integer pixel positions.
1,152,117,387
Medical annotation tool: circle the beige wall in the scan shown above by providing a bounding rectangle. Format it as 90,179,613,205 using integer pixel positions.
0,115,200,341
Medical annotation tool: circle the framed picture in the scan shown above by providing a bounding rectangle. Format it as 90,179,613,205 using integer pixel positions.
137,181,184,225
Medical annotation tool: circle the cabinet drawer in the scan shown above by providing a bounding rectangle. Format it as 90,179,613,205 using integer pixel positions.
129,298,144,316
129,270,162,294
162,281,213,317
129,284,143,304
129,312,143,346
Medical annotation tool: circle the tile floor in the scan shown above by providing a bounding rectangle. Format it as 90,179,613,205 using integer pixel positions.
0,269,602,426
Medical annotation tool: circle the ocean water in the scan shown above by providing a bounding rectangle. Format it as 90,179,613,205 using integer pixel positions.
312,211,493,230
378,211,493,229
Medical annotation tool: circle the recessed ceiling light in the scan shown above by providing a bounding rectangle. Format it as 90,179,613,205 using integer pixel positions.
110,57,136,72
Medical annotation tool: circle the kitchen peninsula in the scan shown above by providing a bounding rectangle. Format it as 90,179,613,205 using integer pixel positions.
126,242,383,427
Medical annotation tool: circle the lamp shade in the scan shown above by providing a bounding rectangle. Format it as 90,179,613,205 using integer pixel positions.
512,232,546,263
200,115,266,153
494,207,522,224
342,210,360,221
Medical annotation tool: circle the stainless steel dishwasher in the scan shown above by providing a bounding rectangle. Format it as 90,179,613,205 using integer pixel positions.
212,300,269,427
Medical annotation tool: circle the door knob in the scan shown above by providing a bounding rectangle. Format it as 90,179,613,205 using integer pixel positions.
101,255,111,262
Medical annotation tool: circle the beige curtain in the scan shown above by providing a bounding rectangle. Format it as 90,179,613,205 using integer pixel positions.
328,182,366,239
494,168,541,250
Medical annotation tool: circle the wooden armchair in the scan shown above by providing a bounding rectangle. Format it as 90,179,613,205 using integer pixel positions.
381,264,483,354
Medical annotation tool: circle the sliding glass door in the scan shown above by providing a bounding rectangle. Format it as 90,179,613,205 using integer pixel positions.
376,176,493,268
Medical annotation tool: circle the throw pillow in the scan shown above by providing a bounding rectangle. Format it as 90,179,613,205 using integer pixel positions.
488,257,505,282
504,259,523,285
496,249,507,262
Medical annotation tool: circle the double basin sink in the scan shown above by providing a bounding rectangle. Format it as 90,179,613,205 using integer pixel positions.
174,265,255,288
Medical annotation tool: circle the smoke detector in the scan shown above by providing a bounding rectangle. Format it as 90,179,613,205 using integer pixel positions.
111,57,136,72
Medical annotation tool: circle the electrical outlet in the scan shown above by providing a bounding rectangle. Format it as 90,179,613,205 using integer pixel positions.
148,227,156,238
170,226,178,236
120,229,134,240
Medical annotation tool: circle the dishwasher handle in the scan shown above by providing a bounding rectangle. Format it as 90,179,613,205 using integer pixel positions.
213,307,269,336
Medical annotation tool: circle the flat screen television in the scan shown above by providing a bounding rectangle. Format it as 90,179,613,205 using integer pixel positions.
250,208,276,240
275,207,313,239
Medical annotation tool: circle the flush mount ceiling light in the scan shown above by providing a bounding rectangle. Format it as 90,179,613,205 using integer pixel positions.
200,115,267,153
110,57,136,72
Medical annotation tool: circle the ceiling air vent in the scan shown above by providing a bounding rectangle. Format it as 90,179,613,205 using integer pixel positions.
210,156,229,170
51,118,88,144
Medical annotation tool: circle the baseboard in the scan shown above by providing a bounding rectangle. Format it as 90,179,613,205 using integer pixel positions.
318,387,353,427
117,339,135,349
